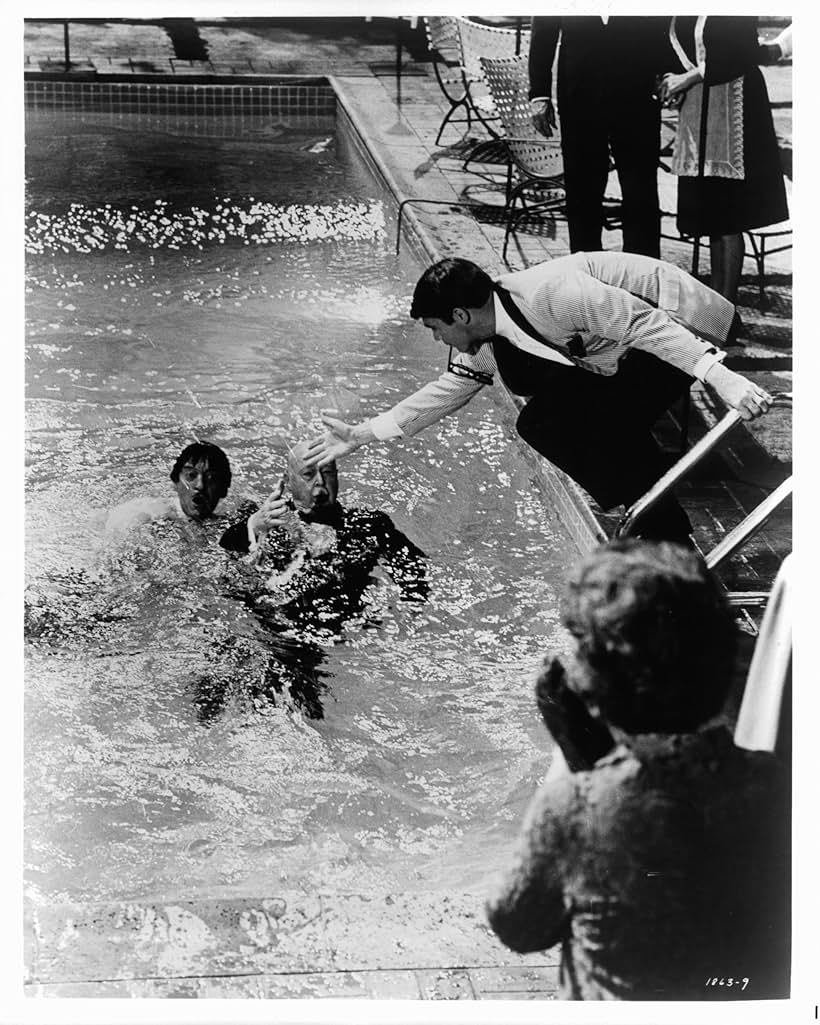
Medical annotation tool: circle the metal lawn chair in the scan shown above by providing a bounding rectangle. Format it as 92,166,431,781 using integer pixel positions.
480,53,566,262
454,17,530,182
423,16,473,146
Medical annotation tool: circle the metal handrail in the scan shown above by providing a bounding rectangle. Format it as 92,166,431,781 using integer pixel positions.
614,391,792,540
614,409,742,538
705,476,792,570
396,197,496,254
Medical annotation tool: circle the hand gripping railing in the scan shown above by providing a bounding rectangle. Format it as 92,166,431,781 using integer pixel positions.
614,393,793,555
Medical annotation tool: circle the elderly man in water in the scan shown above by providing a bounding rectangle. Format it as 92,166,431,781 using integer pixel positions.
219,439,429,637
193,440,429,722
105,441,232,531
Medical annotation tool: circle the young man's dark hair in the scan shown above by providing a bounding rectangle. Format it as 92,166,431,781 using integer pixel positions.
409,258,495,322
561,538,737,733
169,441,232,499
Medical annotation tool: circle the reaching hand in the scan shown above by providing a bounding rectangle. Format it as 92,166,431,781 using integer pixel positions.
303,411,364,468
704,364,773,420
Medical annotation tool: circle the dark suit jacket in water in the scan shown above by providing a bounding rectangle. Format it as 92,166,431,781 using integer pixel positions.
528,16,671,256
195,501,428,721
219,500,429,636
487,726,790,1000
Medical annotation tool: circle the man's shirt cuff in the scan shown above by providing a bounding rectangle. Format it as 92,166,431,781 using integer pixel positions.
369,411,404,440
691,347,726,381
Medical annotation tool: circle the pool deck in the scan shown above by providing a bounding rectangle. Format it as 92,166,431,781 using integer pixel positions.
22,18,793,1005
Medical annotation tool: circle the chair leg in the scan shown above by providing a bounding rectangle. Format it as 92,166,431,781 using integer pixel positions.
758,235,767,308
435,99,466,145
502,183,526,263
503,160,513,207
745,232,768,309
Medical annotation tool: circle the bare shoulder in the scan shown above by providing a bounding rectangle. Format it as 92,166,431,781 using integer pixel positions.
105,496,178,532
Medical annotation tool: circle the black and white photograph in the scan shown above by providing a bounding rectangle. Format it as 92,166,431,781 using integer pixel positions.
11,3,809,1022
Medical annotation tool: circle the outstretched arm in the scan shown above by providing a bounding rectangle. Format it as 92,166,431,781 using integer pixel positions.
303,352,495,470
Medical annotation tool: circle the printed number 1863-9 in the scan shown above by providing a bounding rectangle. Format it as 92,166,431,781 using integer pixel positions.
706,977,749,990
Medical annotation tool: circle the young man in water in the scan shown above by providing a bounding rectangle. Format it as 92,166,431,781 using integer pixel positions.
105,441,232,531
27,441,233,648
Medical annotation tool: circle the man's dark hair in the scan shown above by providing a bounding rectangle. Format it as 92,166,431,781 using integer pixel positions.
410,258,494,323
170,441,232,498
561,539,737,734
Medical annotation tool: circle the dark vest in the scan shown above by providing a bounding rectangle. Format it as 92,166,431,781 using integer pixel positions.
491,335,570,396
491,284,584,396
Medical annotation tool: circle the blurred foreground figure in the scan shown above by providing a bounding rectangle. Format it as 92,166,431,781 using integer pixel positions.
487,540,789,1000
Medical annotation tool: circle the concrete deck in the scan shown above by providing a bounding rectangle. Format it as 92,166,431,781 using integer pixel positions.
26,892,559,999
22,17,793,1003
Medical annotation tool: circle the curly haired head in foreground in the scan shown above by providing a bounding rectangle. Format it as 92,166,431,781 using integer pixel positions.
561,539,737,734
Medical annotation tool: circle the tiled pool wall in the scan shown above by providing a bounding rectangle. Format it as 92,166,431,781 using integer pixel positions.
24,74,603,554
24,76,337,136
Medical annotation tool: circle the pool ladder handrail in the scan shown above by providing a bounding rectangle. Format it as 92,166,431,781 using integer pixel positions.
614,392,793,573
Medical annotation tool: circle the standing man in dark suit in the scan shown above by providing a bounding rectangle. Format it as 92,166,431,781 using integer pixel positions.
528,16,670,257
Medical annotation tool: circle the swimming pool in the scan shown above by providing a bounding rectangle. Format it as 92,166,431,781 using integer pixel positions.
24,84,576,910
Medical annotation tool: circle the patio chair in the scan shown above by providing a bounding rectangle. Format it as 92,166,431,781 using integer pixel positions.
423,16,472,146
454,17,530,182
480,53,565,262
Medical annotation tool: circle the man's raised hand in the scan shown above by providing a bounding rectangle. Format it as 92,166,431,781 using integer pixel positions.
249,477,288,537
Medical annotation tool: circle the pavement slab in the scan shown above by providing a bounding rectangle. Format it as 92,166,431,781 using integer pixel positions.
26,891,557,998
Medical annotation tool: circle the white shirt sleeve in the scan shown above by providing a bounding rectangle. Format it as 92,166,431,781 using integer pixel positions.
366,347,497,438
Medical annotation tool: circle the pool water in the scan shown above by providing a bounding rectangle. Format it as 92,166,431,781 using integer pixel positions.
24,107,576,907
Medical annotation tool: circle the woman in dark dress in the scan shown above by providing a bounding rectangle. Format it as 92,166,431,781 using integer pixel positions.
659,16,788,305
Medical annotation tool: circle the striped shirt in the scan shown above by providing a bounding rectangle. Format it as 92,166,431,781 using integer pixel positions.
369,253,733,441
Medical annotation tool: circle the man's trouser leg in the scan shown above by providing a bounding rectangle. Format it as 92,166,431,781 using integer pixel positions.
609,96,662,258
515,351,694,544
559,102,610,253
